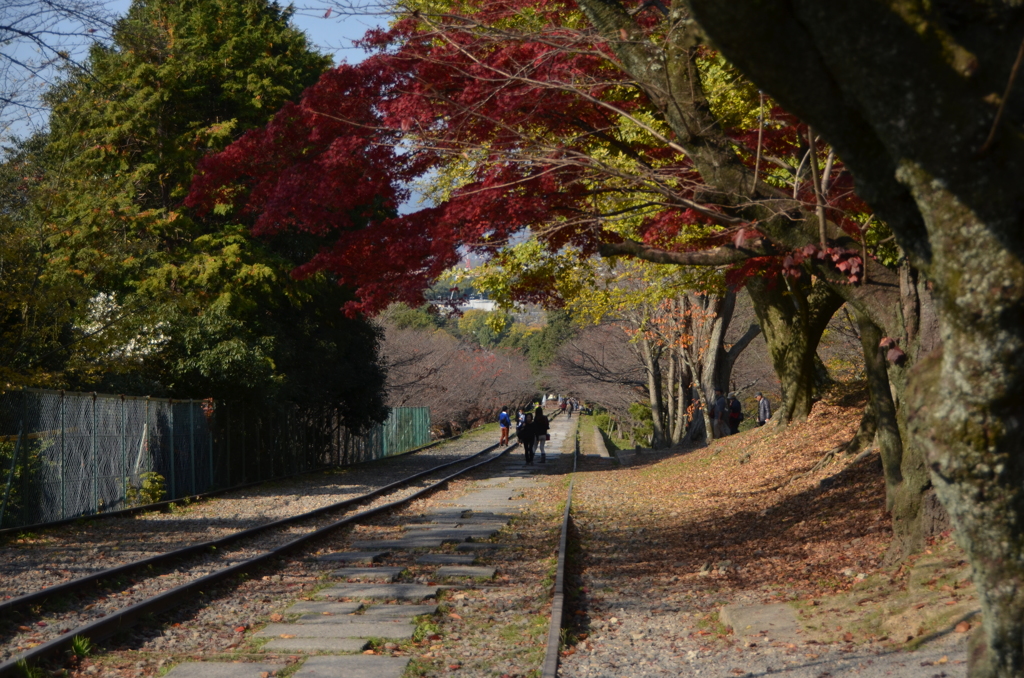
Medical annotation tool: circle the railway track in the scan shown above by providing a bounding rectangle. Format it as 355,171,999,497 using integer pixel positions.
0,432,517,675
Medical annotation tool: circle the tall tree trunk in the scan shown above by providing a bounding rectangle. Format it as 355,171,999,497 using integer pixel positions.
671,349,691,445
666,347,677,440
697,292,728,402
638,334,667,448
855,312,910,520
746,274,843,424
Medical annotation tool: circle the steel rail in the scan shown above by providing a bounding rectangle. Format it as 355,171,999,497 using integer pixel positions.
0,438,490,618
542,412,578,678
0,438,447,539
0,442,516,677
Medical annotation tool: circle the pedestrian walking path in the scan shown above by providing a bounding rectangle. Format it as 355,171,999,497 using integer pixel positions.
164,411,577,678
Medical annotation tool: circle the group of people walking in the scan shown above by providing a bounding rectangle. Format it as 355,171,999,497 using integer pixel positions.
498,405,550,464
710,389,771,438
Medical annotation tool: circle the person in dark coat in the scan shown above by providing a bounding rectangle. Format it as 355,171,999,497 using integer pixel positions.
727,392,743,435
519,413,537,464
533,406,550,463
756,392,771,426
712,388,729,439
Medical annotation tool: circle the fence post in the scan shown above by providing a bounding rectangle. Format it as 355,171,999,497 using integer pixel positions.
120,396,127,507
0,407,24,529
60,391,66,519
189,399,195,495
90,393,99,513
143,397,150,482
241,408,246,483
226,402,231,487
209,427,214,490
169,399,176,499
208,401,214,491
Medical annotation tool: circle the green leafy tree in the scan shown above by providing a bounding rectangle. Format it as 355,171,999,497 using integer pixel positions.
384,303,442,332
0,136,99,388
29,0,386,419
525,310,575,371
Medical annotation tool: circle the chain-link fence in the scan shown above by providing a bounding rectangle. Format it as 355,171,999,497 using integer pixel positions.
0,389,431,529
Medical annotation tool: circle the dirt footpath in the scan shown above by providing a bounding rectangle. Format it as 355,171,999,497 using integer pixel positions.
560,399,974,677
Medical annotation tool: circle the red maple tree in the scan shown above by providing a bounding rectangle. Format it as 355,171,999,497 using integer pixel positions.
187,2,873,317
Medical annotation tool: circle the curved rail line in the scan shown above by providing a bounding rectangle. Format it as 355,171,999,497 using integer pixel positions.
0,441,515,677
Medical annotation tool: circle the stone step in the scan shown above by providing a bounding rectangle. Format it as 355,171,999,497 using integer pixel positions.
404,527,500,541
293,655,410,678
360,603,437,618
435,566,496,579
328,567,405,582
264,637,367,653
402,521,461,529
456,542,509,552
315,551,389,564
319,583,439,601
415,553,477,565
349,535,449,549
294,613,417,624
255,622,415,640
286,601,362,615
163,663,285,678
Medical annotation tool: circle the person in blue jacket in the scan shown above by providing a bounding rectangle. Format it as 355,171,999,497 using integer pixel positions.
498,407,511,445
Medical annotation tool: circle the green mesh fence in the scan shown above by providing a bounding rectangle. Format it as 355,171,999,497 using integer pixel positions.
0,389,430,530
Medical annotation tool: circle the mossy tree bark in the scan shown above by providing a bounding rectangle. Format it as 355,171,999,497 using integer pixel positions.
854,307,941,561
684,0,1024,673
746,274,843,424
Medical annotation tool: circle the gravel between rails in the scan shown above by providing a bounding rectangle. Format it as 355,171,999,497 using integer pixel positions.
0,427,503,663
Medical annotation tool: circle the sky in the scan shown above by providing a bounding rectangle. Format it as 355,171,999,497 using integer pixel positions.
3,1,432,211
1,1,387,143
104,0,388,65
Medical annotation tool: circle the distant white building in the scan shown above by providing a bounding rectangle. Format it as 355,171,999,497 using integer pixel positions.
461,299,497,312
429,297,498,314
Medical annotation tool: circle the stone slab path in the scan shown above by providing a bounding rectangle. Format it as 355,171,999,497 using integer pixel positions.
161,410,576,677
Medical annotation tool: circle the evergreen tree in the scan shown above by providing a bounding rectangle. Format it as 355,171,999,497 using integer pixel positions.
34,0,386,421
